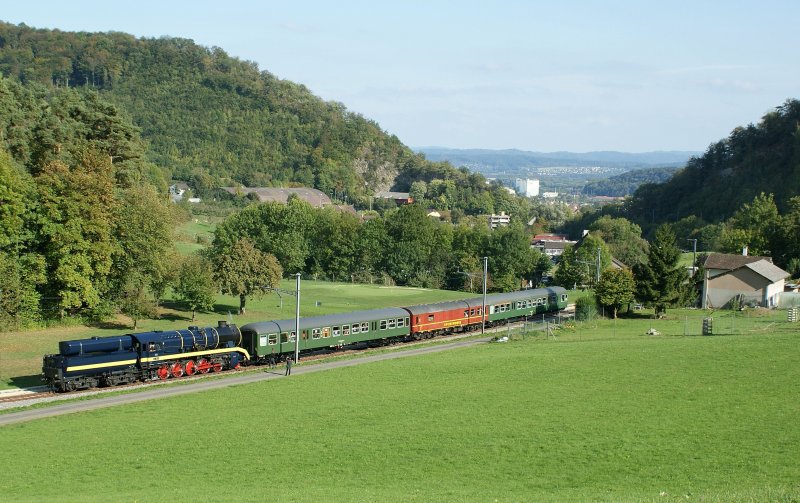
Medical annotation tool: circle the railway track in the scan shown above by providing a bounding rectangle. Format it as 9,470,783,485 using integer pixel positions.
1,310,571,420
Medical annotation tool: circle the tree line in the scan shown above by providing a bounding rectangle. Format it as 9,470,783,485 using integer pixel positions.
0,75,180,328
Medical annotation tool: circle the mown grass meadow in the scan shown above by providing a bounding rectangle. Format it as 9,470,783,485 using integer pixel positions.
1,318,798,502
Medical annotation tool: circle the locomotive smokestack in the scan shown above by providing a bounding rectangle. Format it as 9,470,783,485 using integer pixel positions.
218,321,228,328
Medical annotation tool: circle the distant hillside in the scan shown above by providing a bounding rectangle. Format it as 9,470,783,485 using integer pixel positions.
624,99,800,225
582,167,680,197
417,147,697,171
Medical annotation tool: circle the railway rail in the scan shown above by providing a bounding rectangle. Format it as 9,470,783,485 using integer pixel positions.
1,309,571,423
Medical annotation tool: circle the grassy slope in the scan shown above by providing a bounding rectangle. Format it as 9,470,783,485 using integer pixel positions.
0,321,798,502
0,281,472,389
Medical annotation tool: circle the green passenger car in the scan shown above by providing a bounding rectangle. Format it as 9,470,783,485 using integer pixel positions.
485,286,568,323
240,308,411,360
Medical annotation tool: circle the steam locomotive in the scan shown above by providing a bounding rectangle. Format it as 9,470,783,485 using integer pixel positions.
42,287,568,392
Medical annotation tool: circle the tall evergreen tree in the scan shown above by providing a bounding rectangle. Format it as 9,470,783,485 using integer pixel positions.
633,225,692,316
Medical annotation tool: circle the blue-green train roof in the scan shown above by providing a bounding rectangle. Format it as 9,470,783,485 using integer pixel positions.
241,307,410,334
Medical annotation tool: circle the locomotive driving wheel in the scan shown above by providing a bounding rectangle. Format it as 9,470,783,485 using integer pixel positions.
170,361,185,378
184,360,197,376
156,366,169,380
197,358,211,374
212,362,223,373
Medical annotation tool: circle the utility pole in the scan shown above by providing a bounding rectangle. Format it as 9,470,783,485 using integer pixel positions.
596,248,601,284
482,256,488,334
687,238,698,277
294,273,301,364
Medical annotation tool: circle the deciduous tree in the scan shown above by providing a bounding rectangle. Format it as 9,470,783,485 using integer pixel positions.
595,268,636,318
212,238,282,314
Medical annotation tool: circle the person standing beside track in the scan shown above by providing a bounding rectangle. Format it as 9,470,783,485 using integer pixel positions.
285,356,293,376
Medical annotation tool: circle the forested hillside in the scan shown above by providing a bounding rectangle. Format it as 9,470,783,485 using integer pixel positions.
0,21,486,206
624,99,800,225
582,166,679,197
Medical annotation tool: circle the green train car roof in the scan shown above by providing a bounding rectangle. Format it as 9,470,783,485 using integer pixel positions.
241,307,410,334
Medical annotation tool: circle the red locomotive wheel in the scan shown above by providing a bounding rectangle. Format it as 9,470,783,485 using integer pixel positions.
184,360,197,376
197,358,211,374
156,366,169,380
212,362,223,373
170,362,185,378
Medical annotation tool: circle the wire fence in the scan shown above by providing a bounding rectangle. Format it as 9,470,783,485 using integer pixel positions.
501,308,800,340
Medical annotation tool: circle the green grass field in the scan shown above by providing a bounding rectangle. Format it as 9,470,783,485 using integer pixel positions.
1,318,798,502
0,281,473,389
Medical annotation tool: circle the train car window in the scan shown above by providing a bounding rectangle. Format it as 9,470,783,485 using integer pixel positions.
268,334,277,345
427,314,434,322
463,310,468,318
477,308,482,315
351,324,360,334
323,327,331,338
280,332,288,343
470,309,475,316
397,318,405,327
405,317,410,326
312,328,321,340
289,332,296,342
561,294,568,302
380,320,387,330
301,330,309,340
333,326,340,337
362,322,369,332
259,335,267,347
489,305,495,314
343,325,351,336
387,319,396,329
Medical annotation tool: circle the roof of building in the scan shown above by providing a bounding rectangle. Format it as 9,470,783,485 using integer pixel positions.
533,234,569,241
537,241,570,251
375,191,411,199
743,260,790,283
703,253,770,271
221,187,332,207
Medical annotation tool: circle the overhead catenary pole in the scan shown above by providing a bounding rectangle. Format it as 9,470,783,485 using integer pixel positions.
294,273,301,363
482,256,488,334
687,238,698,277
596,248,601,284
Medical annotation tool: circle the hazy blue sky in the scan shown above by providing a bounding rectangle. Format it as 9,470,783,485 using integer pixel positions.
3,0,798,152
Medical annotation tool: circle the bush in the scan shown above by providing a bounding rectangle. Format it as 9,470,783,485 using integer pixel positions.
575,296,598,321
